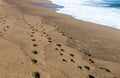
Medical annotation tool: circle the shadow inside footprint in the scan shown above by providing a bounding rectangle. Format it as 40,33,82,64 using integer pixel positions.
89,59,94,64
89,74,95,78
30,35,34,37
3,29,6,31
84,66,90,71
33,44,38,47
31,59,38,64
0,35,3,37
56,44,61,47
60,49,65,52
78,66,82,70
70,59,75,63
62,59,67,63
48,38,51,40
31,32,35,34
30,26,34,28
32,29,35,31
48,40,52,43
32,39,36,41
32,50,38,54
59,53,63,56
100,67,111,72
6,26,9,28
36,29,38,31
33,72,40,78
55,48,59,51
69,54,74,57
28,24,31,26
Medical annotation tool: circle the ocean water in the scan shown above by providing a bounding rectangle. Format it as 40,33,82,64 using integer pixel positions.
49,0,120,30
32,3,64,8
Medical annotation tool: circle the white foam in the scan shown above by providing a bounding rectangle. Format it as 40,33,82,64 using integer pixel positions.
49,0,120,30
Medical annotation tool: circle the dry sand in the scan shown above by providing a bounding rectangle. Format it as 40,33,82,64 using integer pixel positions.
0,0,120,78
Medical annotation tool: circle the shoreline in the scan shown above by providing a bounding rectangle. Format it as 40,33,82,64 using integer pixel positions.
0,0,120,78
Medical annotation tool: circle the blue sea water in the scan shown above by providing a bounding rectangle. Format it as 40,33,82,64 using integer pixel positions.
32,3,64,8
48,0,120,30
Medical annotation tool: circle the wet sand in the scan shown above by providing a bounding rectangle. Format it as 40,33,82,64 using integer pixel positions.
0,0,120,78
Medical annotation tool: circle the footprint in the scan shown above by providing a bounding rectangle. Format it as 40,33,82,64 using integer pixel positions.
0,35,3,37
48,38,51,40
62,59,67,63
6,26,9,28
100,67,111,72
84,66,90,71
32,39,36,41
89,59,94,64
69,54,74,57
89,74,95,78
28,24,31,26
59,53,63,56
60,49,65,52
70,59,75,63
69,37,73,39
3,29,6,32
77,66,82,70
32,72,40,78
48,40,52,43
30,35,34,37
32,50,38,54
33,44,38,47
30,26,34,28
3,20,6,22
31,32,35,34
31,59,38,64
55,48,59,51
36,30,38,31
43,32,46,34
32,29,35,31
56,44,61,47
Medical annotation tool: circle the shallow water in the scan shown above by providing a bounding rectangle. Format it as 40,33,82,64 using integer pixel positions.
32,3,64,9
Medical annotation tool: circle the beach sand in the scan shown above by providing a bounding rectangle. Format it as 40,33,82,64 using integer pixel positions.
0,0,120,78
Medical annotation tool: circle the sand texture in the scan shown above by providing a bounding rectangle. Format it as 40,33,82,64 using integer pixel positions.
0,0,120,78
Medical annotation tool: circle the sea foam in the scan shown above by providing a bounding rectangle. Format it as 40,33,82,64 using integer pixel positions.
49,0,120,30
